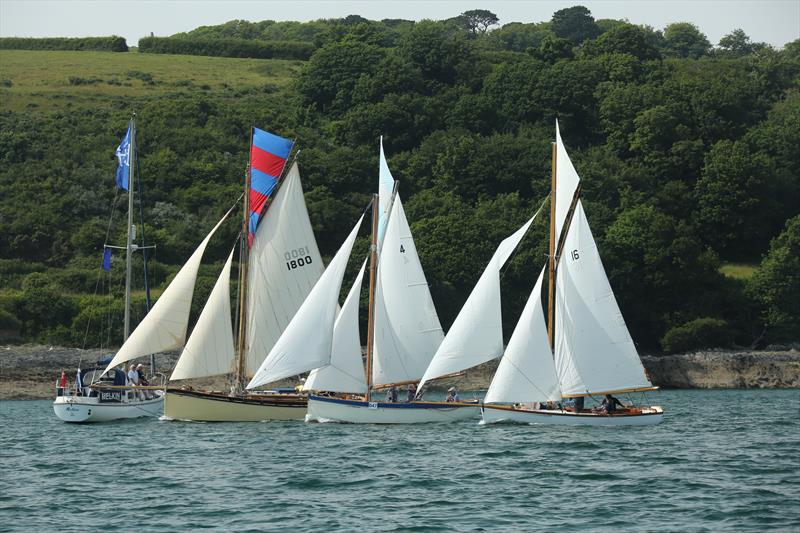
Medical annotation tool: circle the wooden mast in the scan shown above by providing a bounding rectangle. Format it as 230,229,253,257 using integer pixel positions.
364,193,379,402
547,141,557,351
235,127,254,391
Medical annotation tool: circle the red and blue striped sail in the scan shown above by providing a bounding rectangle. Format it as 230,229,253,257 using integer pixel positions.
249,127,294,247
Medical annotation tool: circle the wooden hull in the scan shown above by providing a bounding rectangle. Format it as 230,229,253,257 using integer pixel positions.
163,389,307,422
480,404,664,426
53,393,164,423
307,395,480,424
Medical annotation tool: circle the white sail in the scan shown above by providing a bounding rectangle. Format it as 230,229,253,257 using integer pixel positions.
245,162,325,378
102,206,233,376
554,201,652,396
246,214,365,389
372,196,444,386
377,137,395,243
484,267,561,404
303,258,368,394
417,215,536,392
555,120,581,244
170,249,235,381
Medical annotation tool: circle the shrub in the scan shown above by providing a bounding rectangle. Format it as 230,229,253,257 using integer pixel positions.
0,36,128,52
660,317,733,353
137,36,313,60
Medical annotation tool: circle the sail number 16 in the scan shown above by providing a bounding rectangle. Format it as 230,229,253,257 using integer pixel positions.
285,246,313,271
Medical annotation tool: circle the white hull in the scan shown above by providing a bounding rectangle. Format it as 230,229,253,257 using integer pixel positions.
480,404,664,426
307,395,479,424
163,389,307,421
53,392,164,423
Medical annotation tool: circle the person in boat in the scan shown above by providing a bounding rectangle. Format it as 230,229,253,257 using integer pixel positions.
137,364,151,399
598,394,624,414
406,383,417,403
445,387,459,403
385,386,398,403
128,364,141,399
58,371,67,396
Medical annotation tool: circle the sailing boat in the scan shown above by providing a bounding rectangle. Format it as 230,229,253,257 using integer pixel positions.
304,141,480,424
161,128,322,421
480,122,664,426
54,116,165,423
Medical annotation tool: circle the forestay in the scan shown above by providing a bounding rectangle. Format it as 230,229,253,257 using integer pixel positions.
484,267,561,404
303,259,368,394
417,215,536,392
372,196,444,386
246,214,365,389
102,206,233,376
170,249,236,381
554,201,652,396
245,162,325,378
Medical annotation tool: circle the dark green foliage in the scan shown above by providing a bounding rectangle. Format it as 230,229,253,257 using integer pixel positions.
550,6,601,44
662,23,711,58
0,36,128,52
137,36,313,60
660,318,732,353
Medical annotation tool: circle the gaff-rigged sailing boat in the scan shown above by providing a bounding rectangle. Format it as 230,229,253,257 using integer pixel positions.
54,116,165,423
480,122,664,426
305,141,480,424
162,128,324,421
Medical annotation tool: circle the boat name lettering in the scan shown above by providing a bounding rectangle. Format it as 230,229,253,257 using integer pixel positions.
368,402,378,409
571,249,580,261
99,391,122,402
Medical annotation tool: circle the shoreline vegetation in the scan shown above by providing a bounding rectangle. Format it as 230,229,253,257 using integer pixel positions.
2,344,797,400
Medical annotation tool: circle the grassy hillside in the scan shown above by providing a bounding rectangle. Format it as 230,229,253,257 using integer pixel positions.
0,50,302,112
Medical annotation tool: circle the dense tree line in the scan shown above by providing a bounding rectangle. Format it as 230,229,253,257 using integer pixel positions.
1,6,798,352
0,36,128,52
138,36,313,60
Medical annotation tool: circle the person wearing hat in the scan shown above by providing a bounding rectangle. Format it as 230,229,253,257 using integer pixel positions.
136,363,151,398
445,387,459,403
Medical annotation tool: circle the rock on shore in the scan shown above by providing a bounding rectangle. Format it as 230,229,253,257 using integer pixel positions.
1,345,798,399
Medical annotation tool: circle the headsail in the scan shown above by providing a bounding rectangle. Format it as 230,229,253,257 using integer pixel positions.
372,196,444,386
417,215,536,392
102,206,233,376
244,162,325,377
484,266,561,404
554,201,652,396
246,214,365,389
170,248,236,381
303,258,368,394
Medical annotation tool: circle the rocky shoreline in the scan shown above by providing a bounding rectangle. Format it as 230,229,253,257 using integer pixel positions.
1,345,798,400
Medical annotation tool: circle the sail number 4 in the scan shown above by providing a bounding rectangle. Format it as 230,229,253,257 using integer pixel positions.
285,246,313,271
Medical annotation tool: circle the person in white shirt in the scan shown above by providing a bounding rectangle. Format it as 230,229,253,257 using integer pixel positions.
127,364,141,399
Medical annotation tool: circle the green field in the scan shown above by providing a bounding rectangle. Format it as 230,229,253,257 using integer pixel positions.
719,263,758,279
0,50,302,112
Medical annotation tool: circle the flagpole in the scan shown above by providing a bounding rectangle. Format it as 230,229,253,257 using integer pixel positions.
123,115,136,344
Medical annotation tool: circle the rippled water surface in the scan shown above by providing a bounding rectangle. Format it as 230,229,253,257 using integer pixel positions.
1,390,798,532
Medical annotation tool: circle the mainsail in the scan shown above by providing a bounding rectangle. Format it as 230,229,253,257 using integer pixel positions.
377,138,395,243
244,162,325,377
484,267,561,404
303,259,368,394
417,215,536,392
170,249,236,381
371,196,444,386
246,214,365,389
555,120,580,244
102,206,233,376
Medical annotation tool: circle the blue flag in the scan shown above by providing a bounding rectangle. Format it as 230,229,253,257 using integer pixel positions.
102,248,112,272
115,125,132,190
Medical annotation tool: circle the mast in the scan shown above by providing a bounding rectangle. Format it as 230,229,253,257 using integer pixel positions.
235,127,254,391
364,193,379,402
547,140,556,351
123,115,136,342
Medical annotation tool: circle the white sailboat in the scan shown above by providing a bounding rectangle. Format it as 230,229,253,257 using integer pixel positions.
163,129,325,421
306,141,481,424
480,122,664,426
54,116,165,423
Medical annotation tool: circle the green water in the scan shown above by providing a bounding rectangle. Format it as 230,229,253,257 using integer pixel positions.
1,390,798,532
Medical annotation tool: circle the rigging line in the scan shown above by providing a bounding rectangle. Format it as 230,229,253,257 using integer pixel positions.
499,193,551,281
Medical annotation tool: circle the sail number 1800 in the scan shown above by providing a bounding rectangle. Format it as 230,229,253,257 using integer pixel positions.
285,246,313,271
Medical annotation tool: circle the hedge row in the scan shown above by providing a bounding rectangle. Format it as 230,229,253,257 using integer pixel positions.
137,36,313,60
0,36,128,52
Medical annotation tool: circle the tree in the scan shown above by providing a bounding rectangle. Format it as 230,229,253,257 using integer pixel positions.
551,5,600,44
583,23,661,60
662,22,711,58
718,29,755,57
458,9,499,35
747,216,800,342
